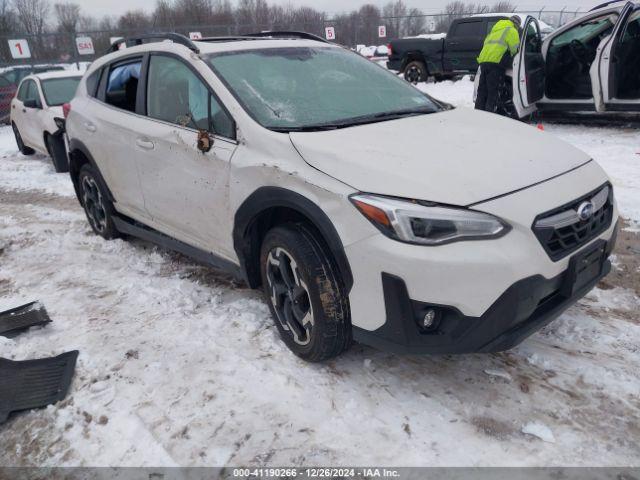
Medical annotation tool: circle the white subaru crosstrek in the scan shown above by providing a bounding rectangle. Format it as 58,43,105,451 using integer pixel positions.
65,32,618,362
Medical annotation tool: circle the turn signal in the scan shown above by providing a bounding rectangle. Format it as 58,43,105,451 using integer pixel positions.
352,198,391,228
62,103,71,119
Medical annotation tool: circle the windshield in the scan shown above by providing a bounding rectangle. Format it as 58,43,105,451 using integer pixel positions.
40,77,81,106
206,47,443,131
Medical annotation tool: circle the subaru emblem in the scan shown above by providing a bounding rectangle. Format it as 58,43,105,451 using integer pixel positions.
577,201,595,221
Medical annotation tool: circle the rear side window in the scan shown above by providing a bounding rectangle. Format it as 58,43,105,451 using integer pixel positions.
146,55,235,138
105,60,141,113
85,69,102,98
453,21,484,37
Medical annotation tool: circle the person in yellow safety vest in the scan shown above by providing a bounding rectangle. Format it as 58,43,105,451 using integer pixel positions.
475,16,521,113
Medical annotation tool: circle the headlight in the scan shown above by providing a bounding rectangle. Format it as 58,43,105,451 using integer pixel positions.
350,194,510,245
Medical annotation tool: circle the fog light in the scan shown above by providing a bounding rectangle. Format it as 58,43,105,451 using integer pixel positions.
422,309,436,329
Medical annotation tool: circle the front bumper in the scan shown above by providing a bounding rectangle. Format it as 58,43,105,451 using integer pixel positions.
353,226,617,355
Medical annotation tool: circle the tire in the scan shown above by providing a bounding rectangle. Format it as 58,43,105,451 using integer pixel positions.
260,224,351,362
12,123,34,156
404,60,428,84
78,164,119,239
45,133,69,173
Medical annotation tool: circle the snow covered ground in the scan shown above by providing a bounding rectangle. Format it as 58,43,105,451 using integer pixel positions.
0,80,639,467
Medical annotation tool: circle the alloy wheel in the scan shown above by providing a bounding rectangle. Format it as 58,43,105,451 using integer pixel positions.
81,176,108,234
265,247,314,346
406,65,422,83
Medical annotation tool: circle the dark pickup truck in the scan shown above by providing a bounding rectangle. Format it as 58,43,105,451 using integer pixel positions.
387,15,515,82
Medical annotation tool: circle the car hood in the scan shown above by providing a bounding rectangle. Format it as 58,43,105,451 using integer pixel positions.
289,108,591,206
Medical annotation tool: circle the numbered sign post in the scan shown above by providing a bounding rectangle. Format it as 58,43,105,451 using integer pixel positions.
8,39,31,59
75,37,95,55
428,19,437,32
378,25,387,38
189,32,203,40
325,27,335,41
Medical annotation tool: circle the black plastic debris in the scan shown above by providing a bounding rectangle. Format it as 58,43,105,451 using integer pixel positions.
0,351,79,423
0,301,51,338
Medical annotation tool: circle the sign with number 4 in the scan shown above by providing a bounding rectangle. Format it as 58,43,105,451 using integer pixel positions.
8,39,31,59
325,27,335,40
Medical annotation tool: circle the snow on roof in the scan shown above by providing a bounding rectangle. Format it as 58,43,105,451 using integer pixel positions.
32,70,83,80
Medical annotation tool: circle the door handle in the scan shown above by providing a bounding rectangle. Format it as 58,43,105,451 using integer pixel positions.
22,109,26,113
84,122,96,133
136,138,155,150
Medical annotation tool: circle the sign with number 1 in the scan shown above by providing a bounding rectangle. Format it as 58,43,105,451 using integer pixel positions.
8,39,31,59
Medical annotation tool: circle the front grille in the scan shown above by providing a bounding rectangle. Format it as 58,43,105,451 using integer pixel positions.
532,183,614,261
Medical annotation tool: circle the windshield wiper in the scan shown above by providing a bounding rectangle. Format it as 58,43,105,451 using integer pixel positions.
270,108,436,133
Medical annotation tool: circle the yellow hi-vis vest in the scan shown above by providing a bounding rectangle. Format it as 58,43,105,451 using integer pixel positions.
477,20,520,64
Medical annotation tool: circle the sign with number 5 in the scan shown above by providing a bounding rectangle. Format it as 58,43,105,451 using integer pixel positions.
8,39,31,59
325,27,335,40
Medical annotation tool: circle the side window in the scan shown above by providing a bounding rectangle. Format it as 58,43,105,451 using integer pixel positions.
453,21,484,37
86,68,102,98
147,55,234,138
23,80,41,107
16,81,29,101
105,60,142,112
487,20,499,34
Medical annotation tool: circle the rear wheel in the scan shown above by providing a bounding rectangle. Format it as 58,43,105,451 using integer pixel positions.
78,164,119,239
260,224,351,362
404,61,428,84
12,123,34,156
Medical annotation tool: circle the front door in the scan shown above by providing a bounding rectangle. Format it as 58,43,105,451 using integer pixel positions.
592,2,640,112
512,17,545,118
134,53,238,256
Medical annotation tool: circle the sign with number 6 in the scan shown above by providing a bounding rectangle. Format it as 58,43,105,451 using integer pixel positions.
8,39,31,59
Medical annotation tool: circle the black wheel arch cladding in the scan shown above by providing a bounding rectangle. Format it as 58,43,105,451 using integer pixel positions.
234,187,354,293
68,139,115,204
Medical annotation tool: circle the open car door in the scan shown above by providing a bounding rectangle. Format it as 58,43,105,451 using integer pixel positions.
592,2,640,112
512,17,545,118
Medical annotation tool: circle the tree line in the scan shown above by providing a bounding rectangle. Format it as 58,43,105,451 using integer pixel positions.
0,0,516,63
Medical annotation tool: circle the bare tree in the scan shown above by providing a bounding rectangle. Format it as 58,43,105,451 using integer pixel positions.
118,9,151,31
13,0,50,35
54,1,80,33
490,1,516,13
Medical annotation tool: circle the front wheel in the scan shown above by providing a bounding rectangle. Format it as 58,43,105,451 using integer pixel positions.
12,123,34,156
260,224,351,362
78,164,119,239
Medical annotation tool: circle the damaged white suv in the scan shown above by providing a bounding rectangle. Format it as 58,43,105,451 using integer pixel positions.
65,32,618,362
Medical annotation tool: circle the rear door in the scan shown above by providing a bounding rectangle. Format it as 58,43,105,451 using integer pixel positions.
83,55,148,220
444,19,486,73
512,16,545,117
134,53,238,255
592,2,640,112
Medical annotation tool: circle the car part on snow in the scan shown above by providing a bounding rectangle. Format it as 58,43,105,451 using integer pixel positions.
0,301,51,338
0,351,79,423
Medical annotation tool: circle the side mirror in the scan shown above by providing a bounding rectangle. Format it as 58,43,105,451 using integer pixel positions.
197,129,213,153
23,99,41,109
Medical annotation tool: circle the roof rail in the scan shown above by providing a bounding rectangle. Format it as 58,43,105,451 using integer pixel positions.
589,0,626,11
243,31,329,43
108,33,200,54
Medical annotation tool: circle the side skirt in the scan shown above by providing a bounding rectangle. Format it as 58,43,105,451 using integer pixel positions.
112,215,245,283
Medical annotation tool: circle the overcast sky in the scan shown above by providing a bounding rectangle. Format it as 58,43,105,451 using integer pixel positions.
81,0,601,18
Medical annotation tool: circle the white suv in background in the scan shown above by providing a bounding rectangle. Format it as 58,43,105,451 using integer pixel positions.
11,71,82,172
65,33,618,362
